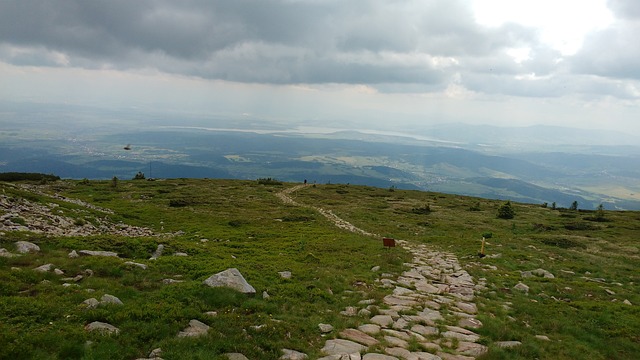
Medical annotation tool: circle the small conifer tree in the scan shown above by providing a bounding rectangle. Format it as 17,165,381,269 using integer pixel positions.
497,201,515,219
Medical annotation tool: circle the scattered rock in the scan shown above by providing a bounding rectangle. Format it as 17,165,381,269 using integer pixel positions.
225,354,249,360
15,241,40,254
54,268,65,275
263,291,270,299
177,319,210,337
81,298,100,309
513,282,529,293
532,268,555,279
623,299,632,305
371,266,381,272
101,294,124,306
279,271,292,279
535,335,550,341
520,271,534,278
79,250,118,257
150,244,164,260
280,349,308,359
495,341,522,348
68,250,79,258
202,268,256,295
0,248,18,257
604,289,615,295
205,311,218,317
148,348,162,358
85,321,120,335
173,252,188,256
124,261,148,270
162,278,184,284
340,306,359,317
319,323,334,333
34,263,54,272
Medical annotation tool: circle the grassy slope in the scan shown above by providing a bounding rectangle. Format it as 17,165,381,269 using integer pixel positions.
295,184,640,359
0,179,639,359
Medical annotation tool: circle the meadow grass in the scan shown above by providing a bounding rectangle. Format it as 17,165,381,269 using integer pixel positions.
1,179,639,359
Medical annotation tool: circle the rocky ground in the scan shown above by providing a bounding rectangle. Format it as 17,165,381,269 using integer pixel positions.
0,184,165,237
1,183,564,359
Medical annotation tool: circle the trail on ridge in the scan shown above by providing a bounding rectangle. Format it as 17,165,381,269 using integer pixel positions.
275,184,490,359
276,184,377,237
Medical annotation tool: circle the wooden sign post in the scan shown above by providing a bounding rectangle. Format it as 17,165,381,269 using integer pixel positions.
383,237,396,248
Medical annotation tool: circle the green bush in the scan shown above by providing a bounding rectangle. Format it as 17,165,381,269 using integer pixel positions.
497,201,515,219
257,178,282,185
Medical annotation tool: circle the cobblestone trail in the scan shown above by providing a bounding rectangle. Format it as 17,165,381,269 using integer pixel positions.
277,185,487,359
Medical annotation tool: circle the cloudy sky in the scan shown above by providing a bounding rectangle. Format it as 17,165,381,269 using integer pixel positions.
1,0,639,134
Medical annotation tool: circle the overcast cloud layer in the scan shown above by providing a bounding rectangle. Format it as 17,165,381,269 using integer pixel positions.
1,0,639,133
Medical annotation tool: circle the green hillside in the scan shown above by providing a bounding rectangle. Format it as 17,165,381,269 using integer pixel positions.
0,179,638,359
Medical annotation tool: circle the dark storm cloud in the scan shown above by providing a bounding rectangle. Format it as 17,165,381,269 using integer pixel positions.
0,0,540,87
2,0,637,100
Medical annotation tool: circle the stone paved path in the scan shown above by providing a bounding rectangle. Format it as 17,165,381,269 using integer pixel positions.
277,185,488,359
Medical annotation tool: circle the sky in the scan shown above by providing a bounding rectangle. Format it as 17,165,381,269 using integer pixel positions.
1,0,639,135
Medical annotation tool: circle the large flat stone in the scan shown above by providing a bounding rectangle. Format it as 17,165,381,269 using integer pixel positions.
322,339,367,355
340,329,379,346
370,315,394,327
362,354,398,360
15,241,40,254
177,319,210,337
457,341,488,356
79,250,118,257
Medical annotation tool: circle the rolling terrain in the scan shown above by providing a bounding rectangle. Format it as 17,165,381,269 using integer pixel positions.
1,178,639,359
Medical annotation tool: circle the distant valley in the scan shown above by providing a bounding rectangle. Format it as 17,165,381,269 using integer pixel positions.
2,101,640,210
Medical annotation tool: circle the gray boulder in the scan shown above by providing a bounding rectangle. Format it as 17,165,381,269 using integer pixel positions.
82,298,100,309
280,349,308,360
85,321,120,335
34,263,54,272
513,282,529,293
101,294,124,306
532,268,555,279
225,354,249,360
150,244,164,260
177,319,210,337
79,250,118,257
203,268,256,295
15,241,40,254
